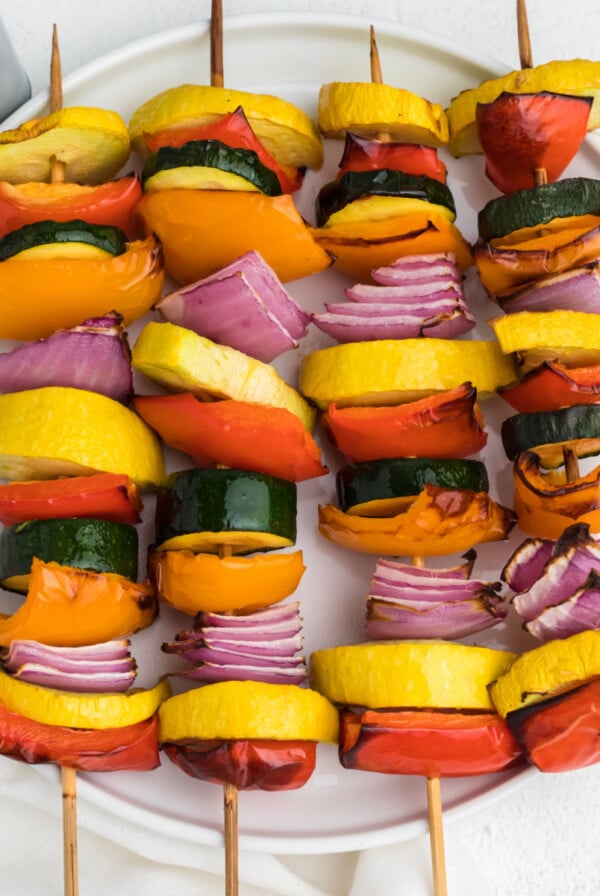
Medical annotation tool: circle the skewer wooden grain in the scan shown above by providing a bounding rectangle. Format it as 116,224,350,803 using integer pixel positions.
516,0,533,69
61,766,79,896
369,25,383,85
410,554,448,896
218,541,239,896
49,23,66,183
211,0,224,88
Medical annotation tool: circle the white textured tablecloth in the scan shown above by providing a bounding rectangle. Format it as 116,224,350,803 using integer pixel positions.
2,2,600,894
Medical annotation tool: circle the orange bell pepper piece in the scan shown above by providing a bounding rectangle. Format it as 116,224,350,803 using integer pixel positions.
135,189,332,284
149,549,306,615
311,211,473,282
0,235,163,340
133,394,328,482
318,484,516,557
321,382,487,462
513,449,600,538
0,558,157,647
474,217,600,296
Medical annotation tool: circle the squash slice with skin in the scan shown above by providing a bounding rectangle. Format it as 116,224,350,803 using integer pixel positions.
0,387,165,489
128,84,324,170
133,321,316,431
0,107,131,184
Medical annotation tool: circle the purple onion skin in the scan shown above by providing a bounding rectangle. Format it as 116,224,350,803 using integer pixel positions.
524,572,600,642
0,312,133,403
175,663,307,686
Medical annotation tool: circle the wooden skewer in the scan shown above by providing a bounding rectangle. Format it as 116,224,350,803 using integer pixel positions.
219,540,239,896
211,0,224,88
410,554,448,896
50,25,78,895
49,23,66,183
369,25,383,85
516,0,533,69
61,766,79,896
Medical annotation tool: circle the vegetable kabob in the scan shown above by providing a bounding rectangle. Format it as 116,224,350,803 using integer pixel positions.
128,1,330,286
0,25,163,341
133,312,336,894
299,27,522,896
461,2,600,645
0,26,171,894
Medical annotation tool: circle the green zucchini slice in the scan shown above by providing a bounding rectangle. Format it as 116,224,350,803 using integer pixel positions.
501,404,600,465
336,457,489,516
315,170,456,228
0,219,128,262
0,518,138,593
477,177,600,241
154,468,297,554
141,139,282,195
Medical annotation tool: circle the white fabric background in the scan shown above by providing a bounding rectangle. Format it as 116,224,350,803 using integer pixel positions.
2,1,600,893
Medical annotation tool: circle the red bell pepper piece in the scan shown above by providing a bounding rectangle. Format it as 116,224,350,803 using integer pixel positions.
321,383,487,462
339,708,524,777
0,175,143,239
143,106,303,193
506,678,600,772
0,703,160,772
162,738,316,791
476,91,592,194
0,473,143,526
499,361,600,413
338,132,447,183
134,394,328,482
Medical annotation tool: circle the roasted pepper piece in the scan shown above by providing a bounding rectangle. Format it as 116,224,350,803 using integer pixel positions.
506,677,600,772
0,175,143,239
311,210,472,281
498,361,600,412
144,107,302,193
0,704,160,771
338,133,447,182
321,383,487,462
0,473,143,526
340,707,523,777
474,217,600,296
149,549,305,615
133,394,327,482
476,92,592,194
135,189,332,285
0,234,163,340
513,449,600,538
161,738,316,791
0,558,157,647
318,484,516,557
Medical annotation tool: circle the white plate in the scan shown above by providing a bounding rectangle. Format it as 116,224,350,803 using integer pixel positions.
10,11,597,855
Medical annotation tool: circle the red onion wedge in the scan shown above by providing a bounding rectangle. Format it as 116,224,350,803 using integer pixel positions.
312,253,474,343
504,523,600,641
371,252,461,286
0,312,133,403
501,536,554,593
162,601,307,685
365,556,505,640
156,250,310,363
495,264,600,314
366,596,506,640
1,639,137,692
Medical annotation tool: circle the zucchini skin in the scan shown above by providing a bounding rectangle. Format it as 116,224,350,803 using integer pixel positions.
155,468,297,546
477,177,600,241
315,170,456,227
501,404,600,460
141,139,283,196
0,517,139,588
0,219,127,261
336,457,489,513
